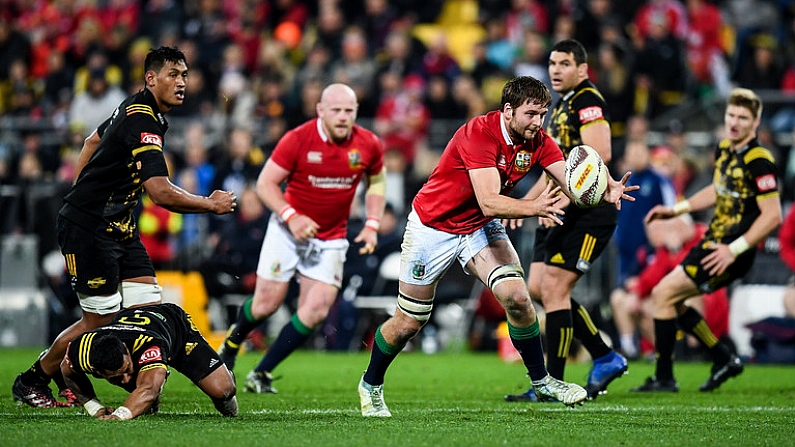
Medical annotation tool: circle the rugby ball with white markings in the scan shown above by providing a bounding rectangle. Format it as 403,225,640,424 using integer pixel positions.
564,144,608,208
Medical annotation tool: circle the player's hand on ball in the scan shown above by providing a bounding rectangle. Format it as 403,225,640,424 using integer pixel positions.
534,181,564,225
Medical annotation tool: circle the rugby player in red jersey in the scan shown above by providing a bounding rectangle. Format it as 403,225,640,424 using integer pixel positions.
217,83,387,394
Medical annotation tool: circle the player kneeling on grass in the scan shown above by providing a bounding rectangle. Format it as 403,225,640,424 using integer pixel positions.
61,303,237,420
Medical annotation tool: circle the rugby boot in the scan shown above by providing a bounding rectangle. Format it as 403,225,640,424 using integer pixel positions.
358,376,391,417
585,351,628,399
245,370,278,394
58,388,80,407
531,375,587,407
12,374,70,408
630,376,679,392
699,355,743,391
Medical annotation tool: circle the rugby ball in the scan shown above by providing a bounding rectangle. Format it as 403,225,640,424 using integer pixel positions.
565,145,608,208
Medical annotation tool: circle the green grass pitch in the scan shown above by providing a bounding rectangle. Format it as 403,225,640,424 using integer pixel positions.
1,347,793,447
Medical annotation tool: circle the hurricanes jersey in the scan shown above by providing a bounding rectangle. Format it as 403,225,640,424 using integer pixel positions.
546,79,615,221
546,79,609,159
60,88,170,240
64,304,195,389
705,138,779,244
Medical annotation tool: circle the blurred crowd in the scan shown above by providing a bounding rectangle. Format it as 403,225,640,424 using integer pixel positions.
2,0,795,349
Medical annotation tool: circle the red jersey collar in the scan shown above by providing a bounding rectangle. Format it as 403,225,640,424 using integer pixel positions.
316,118,352,144
498,112,519,146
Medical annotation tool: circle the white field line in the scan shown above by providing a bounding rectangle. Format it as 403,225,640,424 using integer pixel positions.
2,405,793,417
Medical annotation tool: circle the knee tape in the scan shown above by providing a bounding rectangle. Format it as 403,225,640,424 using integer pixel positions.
121,282,163,308
397,291,433,322
487,263,525,290
77,291,122,315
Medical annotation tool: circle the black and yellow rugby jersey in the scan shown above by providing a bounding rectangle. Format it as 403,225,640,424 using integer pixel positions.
546,79,614,220
64,304,195,380
706,138,779,244
546,79,610,160
60,88,170,240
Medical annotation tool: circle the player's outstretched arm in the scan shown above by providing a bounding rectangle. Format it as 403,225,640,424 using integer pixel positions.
644,184,716,224
98,367,168,421
143,176,237,215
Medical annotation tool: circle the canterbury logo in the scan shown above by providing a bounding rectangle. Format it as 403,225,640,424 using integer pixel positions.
87,277,107,289
575,165,593,189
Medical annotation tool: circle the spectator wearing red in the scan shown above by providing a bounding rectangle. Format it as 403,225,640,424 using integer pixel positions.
685,0,726,90
633,0,688,41
374,74,431,166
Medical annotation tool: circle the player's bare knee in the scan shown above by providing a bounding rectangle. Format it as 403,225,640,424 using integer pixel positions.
249,297,281,320
610,288,626,307
504,301,533,322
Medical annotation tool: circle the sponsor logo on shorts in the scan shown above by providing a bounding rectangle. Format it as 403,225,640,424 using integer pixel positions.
185,342,197,355
411,261,426,280
140,132,163,147
209,358,219,368
550,253,565,264
270,261,281,276
139,346,162,364
87,277,107,289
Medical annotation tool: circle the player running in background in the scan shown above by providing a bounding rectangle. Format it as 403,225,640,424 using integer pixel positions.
216,83,387,394
632,87,781,392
